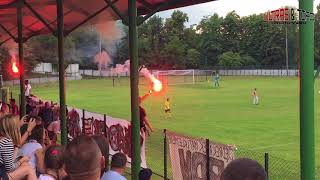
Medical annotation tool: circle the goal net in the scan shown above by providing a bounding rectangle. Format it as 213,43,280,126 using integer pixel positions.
153,70,216,85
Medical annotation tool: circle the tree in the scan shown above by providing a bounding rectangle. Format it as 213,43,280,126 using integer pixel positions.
162,36,186,68
163,10,189,40
220,11,242,53
197,14,223,67
186,49,200,68
218,51,242,67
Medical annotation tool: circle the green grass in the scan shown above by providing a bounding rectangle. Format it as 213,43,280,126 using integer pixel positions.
10,76,320,179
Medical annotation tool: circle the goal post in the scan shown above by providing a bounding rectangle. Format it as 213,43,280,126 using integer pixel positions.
153,70,216,85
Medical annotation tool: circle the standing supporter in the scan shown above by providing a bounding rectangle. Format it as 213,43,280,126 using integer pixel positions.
39,102,54,128
9,99,19,116
101,153,127,180
38,145,66,180
19,125,45,170
92,135,109,177
0,114,37,180
220,158,267,180
64,135,104,180
47,106,60,144
139,91,154,134
25,80,32,98
68,109,81,139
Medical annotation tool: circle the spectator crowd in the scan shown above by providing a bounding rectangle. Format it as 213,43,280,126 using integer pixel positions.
0,93,266,180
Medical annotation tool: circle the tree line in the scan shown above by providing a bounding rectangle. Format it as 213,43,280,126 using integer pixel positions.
1,6,320,79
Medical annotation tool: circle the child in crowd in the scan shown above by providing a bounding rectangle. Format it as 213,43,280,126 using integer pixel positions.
38,145,66,180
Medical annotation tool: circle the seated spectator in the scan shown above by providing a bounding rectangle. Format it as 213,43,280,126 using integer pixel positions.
64,135,104,180
9,99,19,116
38,145,66,180
19,125,45,170
139,168,152,180
92,135,109,177
0,114,37,180
101,153,127,180
220,158,267,180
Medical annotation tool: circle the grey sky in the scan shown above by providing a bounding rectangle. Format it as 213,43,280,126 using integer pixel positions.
157,0,320,26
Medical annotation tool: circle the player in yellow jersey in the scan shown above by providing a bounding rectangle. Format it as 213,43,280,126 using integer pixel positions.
164,98,171,118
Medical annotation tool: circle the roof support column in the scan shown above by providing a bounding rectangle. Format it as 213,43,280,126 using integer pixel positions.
299,0,315,179
56,0,67,145
17,0,25,117
128,0,140,179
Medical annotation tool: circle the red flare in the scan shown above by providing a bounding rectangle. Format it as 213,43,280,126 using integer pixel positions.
12,62,19,74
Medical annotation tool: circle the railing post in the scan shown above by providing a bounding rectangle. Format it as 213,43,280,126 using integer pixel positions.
104,114,107,134
82,109,85,134
264,152,269,179
206,139,210,180
164,129,167,180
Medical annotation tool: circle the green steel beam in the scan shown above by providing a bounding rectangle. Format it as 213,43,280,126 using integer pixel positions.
128,0,140,179
56,0,67,145
299,0,315,179
17,0,25,117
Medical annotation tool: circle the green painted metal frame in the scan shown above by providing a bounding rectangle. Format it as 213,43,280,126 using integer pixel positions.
128,0,140,179
17,0,26,117
56,0,67,145
299,0,315,179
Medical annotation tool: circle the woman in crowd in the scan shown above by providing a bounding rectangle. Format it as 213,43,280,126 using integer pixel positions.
20,125,45,173
0,114,37,180
38,145,66,180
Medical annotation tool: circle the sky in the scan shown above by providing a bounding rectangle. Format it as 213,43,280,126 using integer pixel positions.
157,0,320,26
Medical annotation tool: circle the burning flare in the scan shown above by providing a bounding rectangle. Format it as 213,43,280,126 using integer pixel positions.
151,77,162,92
12,62,19,73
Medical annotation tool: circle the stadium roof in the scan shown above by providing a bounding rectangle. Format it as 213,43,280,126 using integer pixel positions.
0,0,215,45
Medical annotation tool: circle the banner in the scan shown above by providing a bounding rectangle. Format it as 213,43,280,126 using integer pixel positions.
67,107,147,168
29,97,147,168
167,131,236,180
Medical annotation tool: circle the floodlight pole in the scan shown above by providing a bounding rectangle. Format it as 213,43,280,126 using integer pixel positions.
299,0,315,179
56,0,67,145
17,0,26,117
128,0,140,179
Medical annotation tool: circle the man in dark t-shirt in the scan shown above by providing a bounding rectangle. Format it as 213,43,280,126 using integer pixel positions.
139,91,154,133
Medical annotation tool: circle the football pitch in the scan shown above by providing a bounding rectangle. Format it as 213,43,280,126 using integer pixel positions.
12,76,320,179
